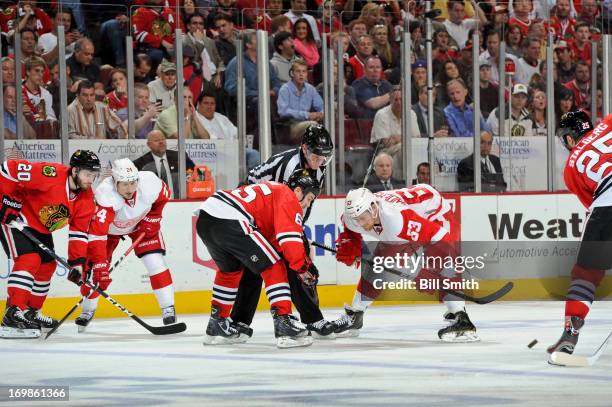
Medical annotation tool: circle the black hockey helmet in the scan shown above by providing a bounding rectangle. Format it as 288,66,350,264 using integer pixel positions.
302,124,333,157
70,150,101,172
557,110,594,150
287,169,321,198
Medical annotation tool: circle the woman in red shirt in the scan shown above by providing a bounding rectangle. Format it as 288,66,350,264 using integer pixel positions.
106,68,128,112
293,18,319,67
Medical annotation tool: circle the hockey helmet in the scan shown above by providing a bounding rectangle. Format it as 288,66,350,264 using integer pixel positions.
302,124,333,157
557,110,594,150
287,169,321,198
70,150,101,172
112,158,139,183
345,188,378,219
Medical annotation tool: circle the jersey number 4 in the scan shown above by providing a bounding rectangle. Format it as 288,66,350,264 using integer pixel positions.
576,132,612,183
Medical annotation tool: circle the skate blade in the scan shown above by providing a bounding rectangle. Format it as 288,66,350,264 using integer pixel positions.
276,335,314,348
334,329,360,338
0,326,41,339
203,334,248,345
439,331,480,343
311,331,337,340
77,325,87,333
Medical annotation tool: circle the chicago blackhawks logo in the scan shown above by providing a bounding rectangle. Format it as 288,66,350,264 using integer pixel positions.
42,165,57,177
39,204,69,232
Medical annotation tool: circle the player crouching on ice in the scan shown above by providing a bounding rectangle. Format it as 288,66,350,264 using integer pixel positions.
332,186,480,342
196,170,320,348
73,158,177,331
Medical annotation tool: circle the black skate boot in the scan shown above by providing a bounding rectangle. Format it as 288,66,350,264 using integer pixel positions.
230,320,254,338
0,306,41,338
547,316,584,355
332,306,364,338
162,306,176,325
203,306,247,345
272,308,313,348
75,309,95,333
306,319,336,339
438,310,480,342
24,308,58,331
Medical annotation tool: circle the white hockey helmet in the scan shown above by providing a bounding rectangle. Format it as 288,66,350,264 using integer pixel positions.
112,158,139,183
345,188,378,219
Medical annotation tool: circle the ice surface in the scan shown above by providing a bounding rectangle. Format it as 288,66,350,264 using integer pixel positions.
1,302,611,406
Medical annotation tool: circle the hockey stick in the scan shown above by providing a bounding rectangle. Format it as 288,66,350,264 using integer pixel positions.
10,222,186,336
44,233,146,339
311,241,514,305
549,332,612,367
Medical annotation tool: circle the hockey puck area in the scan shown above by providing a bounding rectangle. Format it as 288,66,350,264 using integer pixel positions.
528,339,538,348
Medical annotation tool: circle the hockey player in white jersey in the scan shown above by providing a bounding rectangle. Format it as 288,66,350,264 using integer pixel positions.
75,158,176,330
332,185,479,342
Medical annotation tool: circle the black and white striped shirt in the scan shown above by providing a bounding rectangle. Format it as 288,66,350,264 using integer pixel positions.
247,147,326,187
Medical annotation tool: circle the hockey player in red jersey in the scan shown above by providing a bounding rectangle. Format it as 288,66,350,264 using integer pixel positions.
196,170,320,348
74,158,176,331
332,185,479,342
0,150,100,338
548,110,612,357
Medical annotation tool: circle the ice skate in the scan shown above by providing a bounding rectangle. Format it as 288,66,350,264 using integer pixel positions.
203,306,247,345
0,306,41,339
162,305,176,325
272,308,313,348
75,310,96,333
307,319,336,339
230,320,253,338
438,310,480,342
24,308,58,332
332,306,363,338
547,316,584,355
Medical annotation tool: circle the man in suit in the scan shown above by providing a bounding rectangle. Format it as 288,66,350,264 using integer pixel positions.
412,84,450,138
457,131,506,192
411,162,430,185
365,153,404,193
133,130,196,199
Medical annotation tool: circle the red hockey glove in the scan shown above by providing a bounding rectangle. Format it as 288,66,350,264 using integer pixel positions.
0,195,22,225
138,215,162,238
91,261,111,291
335,230,362,267
295,257,317,286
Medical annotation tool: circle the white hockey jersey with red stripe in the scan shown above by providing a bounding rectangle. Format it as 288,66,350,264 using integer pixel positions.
199,182,307,271
343,184,451,244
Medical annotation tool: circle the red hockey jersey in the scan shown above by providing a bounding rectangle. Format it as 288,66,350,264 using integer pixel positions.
0,160,96,266
132,6,183,49
564,114,612,209
200,182,307,271
0,5,52,35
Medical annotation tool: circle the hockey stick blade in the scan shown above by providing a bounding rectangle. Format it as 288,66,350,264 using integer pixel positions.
44,301,81,339
311,241,513,304
549,332,612,367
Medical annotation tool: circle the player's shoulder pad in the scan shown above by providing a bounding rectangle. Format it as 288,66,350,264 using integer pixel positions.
94,176,123,210
138,171,164,201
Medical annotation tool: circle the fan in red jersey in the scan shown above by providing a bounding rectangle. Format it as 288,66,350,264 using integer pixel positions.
74,158,175,332
331,185,480,343
0,150,100,339
548,110,612,358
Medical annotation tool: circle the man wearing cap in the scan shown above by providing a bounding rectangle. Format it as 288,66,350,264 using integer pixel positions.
478,58,499,118
515,37,542,86
442,0,487,49
147,59,177,110
556,40,576,84
486,84,534,138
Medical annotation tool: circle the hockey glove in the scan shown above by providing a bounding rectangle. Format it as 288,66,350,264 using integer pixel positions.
67,265,85,286
335,230,362,267
295,258,317,286
0,195,22,225
91,260,111,291
138,215,162,238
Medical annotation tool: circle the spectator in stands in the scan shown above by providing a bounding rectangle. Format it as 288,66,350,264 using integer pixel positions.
270,31,296,84
47,61,77,121
365,152,404,193
17,27,40,63
182,0,197,25
133,130,196,199
412,84,450,138
352,55,393,119
508,0,533,36
371,24,397,73
316,60,362,119
266,0,284,19
443,0,486,49
292,17,319,67
3,84,35,139
117,83,162,140
214,14,238,67
105,68,128,112
132,0,182,65
556,41,576,84
268,15,292,55
550,0,576,41
487,83,534,137
155,86,210,139
67,80,126,139
147,59,177,109
184,13,225,90
409,21,425,59
346,19,368,57
444,78,488,137
196,92,261,170
359,2,384,32
38,8,79,64
436,60,462,107
206,0,251,29
480,29,502,82
579,0,602,32
134,54,155,84
432,27,459,62
67,38,100,86
0,1,52,36
569,22,592,65
457,131,506,192
181,45,204,102
491,4,509,30
564,61,592,112
318,0,342,35
371,86,419,176
277,59,324,123
529,89,548,137
99,11,129,67
412,162,431,185
348,34,374,82
285,0,321,45
456,39,474,85
505,24,523,58
22,56,55,123
477,58,499,119
1,56,15,84
556,87,577,125
515,37,542,86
